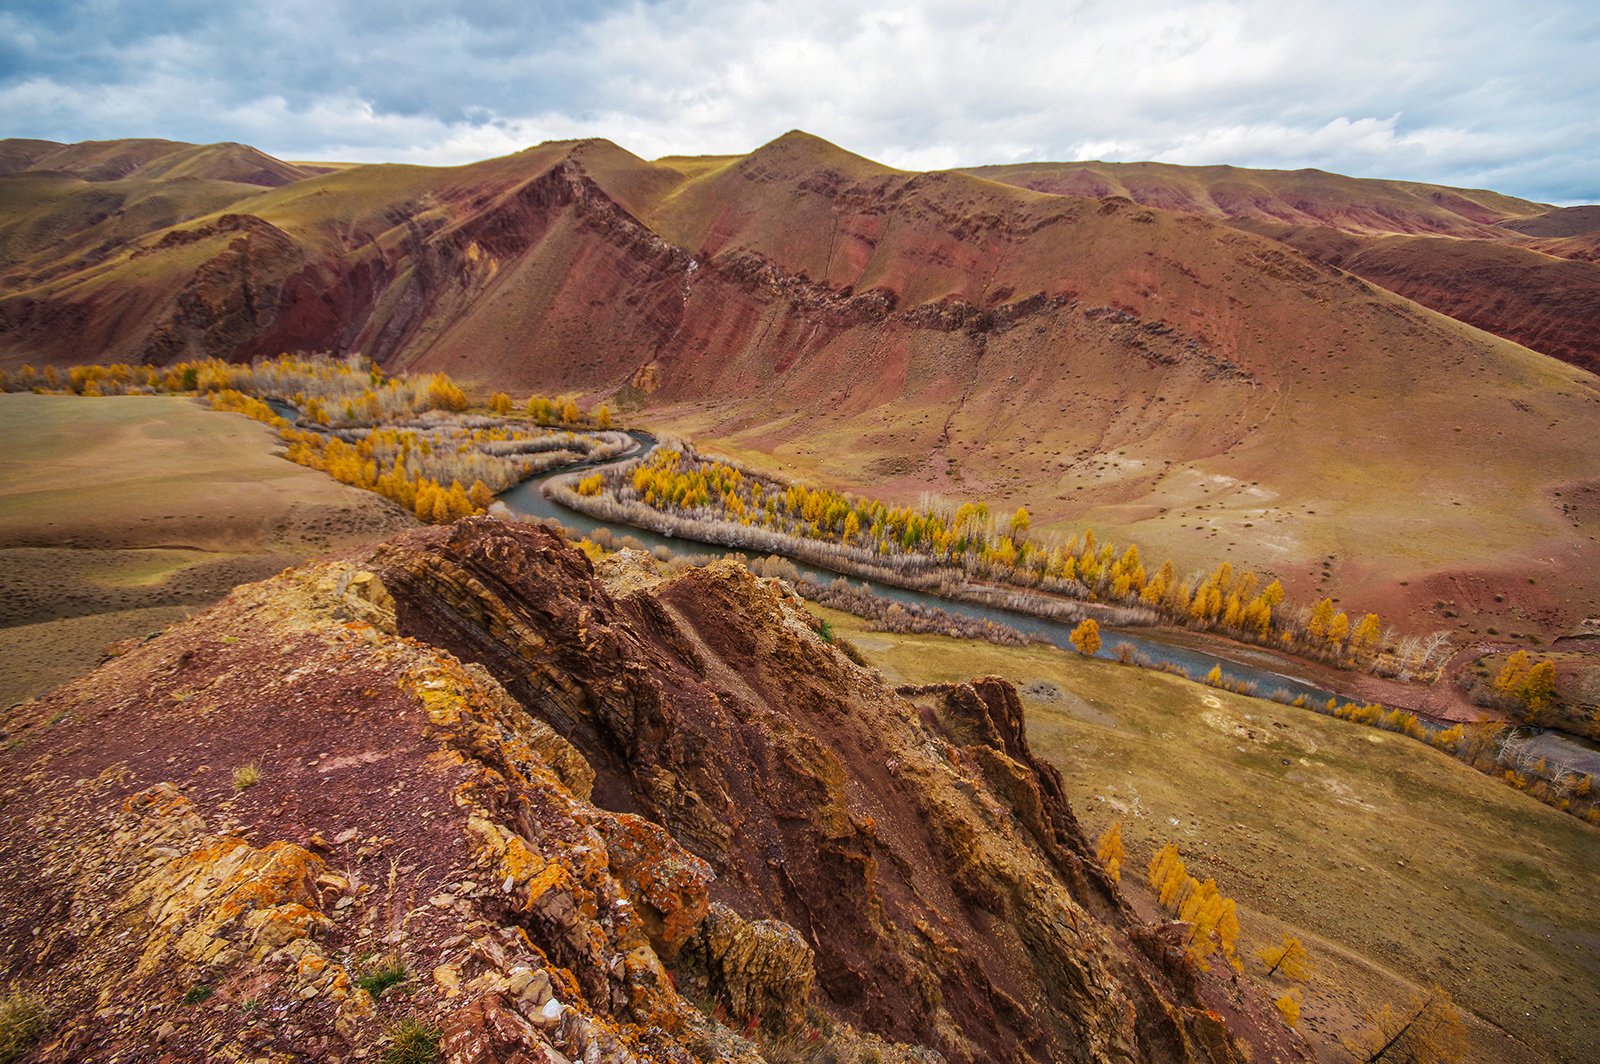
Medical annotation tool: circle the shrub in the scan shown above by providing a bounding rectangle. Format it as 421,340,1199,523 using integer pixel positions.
0,993,49,1064
382,1019,441,1064
233,763,261,789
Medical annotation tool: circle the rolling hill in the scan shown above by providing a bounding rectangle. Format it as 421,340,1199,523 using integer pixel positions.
2,133,1597,642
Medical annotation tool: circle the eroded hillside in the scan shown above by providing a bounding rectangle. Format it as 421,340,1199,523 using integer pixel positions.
0,519,1302,1062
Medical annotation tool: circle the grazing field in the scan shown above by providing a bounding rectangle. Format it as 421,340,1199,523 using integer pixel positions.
812,606,1600,1064
0,393,411,704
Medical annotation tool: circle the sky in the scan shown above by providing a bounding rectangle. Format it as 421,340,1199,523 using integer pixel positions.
2,0,1596,203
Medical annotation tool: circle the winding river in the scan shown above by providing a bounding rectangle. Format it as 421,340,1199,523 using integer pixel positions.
499,430,1361,710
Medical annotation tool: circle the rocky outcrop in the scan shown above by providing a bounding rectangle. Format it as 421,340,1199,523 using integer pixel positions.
0,519,1303,1062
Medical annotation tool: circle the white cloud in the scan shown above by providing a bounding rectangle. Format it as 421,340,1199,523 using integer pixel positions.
1,0,1596,202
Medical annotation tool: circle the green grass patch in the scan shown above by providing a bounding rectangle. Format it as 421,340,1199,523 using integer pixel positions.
358,962,408,999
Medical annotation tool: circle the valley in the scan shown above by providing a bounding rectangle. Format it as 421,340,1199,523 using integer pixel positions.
3,129,1599,1064
4,134,1600,643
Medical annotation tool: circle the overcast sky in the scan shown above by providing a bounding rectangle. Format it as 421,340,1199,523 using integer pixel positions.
3,0,1595,203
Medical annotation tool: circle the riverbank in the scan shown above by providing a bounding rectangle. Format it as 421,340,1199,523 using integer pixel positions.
511,438,1600,806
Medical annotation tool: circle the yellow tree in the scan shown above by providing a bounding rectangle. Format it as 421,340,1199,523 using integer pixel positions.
1275,989,1302,1028
1218,898,1242,970
1070,618,1101,656
1493,651,1532,697
1257,932,1312,980
1347,987,1465,1064
1010,506,1030,536
596,404,614,429
1147,844,1188,910
1308,598,1336,641
426,373,468,411
1329,611,1351,645
1350,613,1383,656
489,392,513,415
1095,821,1126,882
1520,661,1557,716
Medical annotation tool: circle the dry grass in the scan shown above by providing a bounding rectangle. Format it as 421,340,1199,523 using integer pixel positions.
232,763,261,789
814,606,1600,1064
0,394,412,705
0,992,49,1064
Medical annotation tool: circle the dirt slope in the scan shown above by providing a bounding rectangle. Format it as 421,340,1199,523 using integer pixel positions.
0,519,1301,1062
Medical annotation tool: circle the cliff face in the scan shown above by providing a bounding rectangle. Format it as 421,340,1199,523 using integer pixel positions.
0,519,1302,1062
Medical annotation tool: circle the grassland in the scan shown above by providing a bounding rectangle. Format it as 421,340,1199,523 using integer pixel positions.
0,394,411,705
812,606,1600,1064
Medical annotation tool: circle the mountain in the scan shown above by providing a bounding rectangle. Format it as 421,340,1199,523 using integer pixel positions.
0,518,1298,1061
965,160,1600,373
1,133,1597,640
0,137,323,186
956,160,1550,236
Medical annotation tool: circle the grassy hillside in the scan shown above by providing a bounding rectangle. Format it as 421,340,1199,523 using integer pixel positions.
813,606,1600,1063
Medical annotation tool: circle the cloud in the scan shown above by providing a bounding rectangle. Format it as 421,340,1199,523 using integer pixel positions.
1,0,1595,202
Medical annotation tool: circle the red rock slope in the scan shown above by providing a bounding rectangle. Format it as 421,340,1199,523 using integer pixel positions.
0,519,1302,1062
965,159,1600,374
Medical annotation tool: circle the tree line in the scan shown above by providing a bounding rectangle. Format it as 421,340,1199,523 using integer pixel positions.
588,444,1418,677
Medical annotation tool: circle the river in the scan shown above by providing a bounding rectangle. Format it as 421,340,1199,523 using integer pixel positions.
498,430,1361,711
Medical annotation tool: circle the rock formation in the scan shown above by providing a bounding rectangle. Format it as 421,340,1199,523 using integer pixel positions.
0,518,1305,1061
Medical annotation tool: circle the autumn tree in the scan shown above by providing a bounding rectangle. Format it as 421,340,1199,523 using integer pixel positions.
1095,821,1126,882
1275,989,1302,1028
489,391,513,415
1009,506,1031,537
1070,618,1101,656
1492,651,1532,697
843,511,861,542
468,480,495,511
596,404,613,429
1308,597,1336,641
1329,610,1351,648
1148,844,1188,909
1257,932,1312,980
1147,843,1242,971
426,373,468,412
1347,987,1465,1064
1350,613,1383,657
1520,661,1557,717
